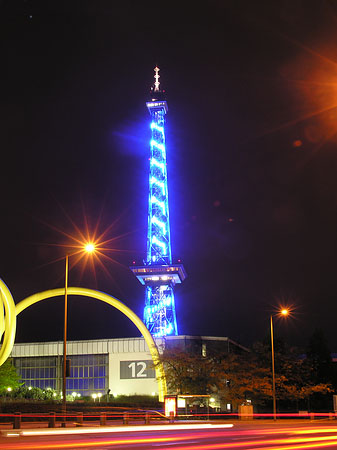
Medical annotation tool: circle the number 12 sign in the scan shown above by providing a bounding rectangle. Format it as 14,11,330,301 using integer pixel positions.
120,360,156,379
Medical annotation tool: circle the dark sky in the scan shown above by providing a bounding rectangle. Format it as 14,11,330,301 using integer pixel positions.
2,0,337,350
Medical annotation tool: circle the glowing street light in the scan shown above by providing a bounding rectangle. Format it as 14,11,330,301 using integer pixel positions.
84,242,95,253
270,308,289,421
62,244,96,426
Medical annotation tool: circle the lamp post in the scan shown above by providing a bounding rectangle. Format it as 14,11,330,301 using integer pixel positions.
270,308,289,421
61,253,69,426
62,243,95,426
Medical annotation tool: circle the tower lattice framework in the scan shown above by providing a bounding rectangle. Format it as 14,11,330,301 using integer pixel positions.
130,67,186,337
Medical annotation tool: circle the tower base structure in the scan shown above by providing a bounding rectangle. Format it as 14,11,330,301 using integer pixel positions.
130,264,187,337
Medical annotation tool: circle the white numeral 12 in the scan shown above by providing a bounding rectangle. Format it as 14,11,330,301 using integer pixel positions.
128,361,147,377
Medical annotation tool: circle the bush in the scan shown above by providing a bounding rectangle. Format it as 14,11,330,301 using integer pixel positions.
0,386,60,401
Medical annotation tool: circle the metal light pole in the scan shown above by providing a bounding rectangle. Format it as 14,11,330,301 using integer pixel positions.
270,314,276,421
270,308,289,421
62,254,69,426
62,243,95,427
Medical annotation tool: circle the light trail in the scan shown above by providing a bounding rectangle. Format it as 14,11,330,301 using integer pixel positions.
5,423,337,450
158,434,337,450
4,425,337,450
2,436,181,450
19,423,233,436
5,434,337,450
3,425,234,450
254,443,337,450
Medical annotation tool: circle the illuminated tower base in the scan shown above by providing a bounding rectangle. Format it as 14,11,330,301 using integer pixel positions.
130,264,186,336
130,67,186,337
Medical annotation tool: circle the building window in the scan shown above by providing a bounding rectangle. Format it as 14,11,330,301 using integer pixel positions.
14,354,108,397
14,356,57,390
66,354,108,397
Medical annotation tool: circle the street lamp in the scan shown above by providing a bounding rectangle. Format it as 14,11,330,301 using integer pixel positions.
270,308,289,421
85,243,95,253
62,242,96,426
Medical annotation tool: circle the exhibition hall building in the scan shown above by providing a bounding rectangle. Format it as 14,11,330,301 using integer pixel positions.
11,336,248,398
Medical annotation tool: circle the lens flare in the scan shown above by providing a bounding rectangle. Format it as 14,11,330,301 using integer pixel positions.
84,243,95,253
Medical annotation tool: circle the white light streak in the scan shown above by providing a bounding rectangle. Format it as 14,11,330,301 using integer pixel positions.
151,122,164,135
150,176,166,195
20,423,234,437
151,139,165,153
151,158,165,173
152,236,167,254
151,196,166,215
151,216,167,234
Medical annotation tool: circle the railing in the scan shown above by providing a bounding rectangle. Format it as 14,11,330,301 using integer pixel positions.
0,411,336,429
0,410,166,429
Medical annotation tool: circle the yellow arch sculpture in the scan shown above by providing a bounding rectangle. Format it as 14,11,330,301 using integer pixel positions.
0,279,167,401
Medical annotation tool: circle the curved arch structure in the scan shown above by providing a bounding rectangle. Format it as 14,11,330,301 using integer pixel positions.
0,280,16,369
0,279,167,401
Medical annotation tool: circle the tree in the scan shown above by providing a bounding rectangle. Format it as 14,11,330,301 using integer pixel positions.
156,348,272,407
0,359,21,392
210,352,272,408
304,329,336,410
157,341,332,411
252,340,331,407
156,349,213,394
306,329,336,386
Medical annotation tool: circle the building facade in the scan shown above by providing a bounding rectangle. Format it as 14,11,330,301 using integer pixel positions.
11,336,247,397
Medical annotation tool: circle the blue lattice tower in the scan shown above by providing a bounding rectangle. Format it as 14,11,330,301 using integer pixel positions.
130,67,186,337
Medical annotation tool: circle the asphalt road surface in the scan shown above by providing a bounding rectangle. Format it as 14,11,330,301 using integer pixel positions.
1,421,337,449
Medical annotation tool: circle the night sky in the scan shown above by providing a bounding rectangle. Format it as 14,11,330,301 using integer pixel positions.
2,0,337,350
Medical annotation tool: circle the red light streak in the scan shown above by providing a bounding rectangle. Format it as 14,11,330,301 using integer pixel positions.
0,429,233,450
3,436,179,450
5,433,337,450
4,425,337,450
254,443,337,450
157,435,337,450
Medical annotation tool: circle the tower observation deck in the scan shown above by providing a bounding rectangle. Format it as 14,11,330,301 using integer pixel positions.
130,67,186,337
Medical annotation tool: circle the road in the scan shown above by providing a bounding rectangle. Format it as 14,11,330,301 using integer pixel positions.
1,421,337,449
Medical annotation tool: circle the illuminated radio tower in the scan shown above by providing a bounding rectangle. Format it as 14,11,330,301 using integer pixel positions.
130,67,186,337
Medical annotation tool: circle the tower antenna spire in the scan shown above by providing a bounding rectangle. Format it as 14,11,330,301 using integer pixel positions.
154,66,160,92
